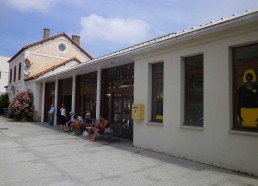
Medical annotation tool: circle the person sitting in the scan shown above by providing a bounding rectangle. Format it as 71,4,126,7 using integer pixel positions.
73,119,82,133
85,112,92,125
86,115,109,142
65,112,76,131
80,112,93,132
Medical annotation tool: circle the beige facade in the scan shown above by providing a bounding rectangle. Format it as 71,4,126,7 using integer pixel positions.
29,36,90,75
0,56,10,94
7,30,92,120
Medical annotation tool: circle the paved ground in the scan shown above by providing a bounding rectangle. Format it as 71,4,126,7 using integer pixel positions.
0,116,258,186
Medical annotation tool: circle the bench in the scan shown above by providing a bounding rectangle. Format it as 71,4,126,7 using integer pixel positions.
99,124,124,141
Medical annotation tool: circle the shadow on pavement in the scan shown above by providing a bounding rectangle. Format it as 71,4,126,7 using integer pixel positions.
5,118,257,180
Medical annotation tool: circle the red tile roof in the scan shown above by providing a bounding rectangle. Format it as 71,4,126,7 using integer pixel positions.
8,32,93,62
24,57,81,81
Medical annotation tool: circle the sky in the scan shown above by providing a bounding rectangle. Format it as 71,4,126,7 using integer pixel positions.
0,0,258,59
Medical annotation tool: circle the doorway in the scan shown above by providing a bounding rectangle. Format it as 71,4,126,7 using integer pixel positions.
58,78,72,113
103,63,134,140
44,82,55,122
111,91,133,140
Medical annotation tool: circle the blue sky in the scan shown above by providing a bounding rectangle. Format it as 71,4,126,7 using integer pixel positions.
0,0,258,59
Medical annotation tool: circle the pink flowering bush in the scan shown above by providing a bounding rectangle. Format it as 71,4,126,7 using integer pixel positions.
8,91,34,121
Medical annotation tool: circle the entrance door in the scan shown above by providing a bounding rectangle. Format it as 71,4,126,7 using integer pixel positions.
111,91,133,140
103,64,134,140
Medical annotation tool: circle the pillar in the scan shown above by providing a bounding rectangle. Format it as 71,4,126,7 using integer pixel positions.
54,78,59,125
96,67,102,120
71,74,76,113
41,81,45,122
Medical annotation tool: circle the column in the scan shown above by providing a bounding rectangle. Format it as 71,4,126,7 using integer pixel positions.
41,81,45,122
96,67,102,120
71,74,76,113
54,78,59,125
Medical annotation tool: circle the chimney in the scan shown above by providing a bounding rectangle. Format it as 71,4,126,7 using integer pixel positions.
72,35,80,45
43,28,50,39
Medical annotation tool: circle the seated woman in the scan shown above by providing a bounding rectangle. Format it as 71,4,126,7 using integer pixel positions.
86,115,109,142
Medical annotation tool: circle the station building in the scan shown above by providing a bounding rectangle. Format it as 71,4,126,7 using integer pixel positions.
8,10,258,176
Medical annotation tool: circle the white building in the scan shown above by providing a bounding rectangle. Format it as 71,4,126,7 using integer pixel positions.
0,56,10,94
11,10,258,176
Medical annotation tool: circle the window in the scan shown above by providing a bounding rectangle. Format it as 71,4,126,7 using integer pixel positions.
9,69,12,84
76,72,97,118
14,66,16,82
151,62,163,122
58,43,67,52
233,43,258,132
18,62,21,80
184,55,203,126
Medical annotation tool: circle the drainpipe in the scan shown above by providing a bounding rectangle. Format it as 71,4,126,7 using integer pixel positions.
96,67,101,120
33,82,40,120
54,78,59,125
41,81,45,122
71,74,76,113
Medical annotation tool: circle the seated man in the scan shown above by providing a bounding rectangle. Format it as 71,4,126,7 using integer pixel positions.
80,112,93,132
86,115,109,142
65,112,76,131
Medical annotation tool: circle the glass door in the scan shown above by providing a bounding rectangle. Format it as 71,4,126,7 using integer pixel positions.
111,92,133,140
103,64,134,140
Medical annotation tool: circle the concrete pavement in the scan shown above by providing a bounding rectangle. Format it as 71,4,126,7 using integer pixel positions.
0,116,258,186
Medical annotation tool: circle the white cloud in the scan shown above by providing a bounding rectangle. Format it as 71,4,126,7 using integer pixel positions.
2,0,62,12
80,14,150,45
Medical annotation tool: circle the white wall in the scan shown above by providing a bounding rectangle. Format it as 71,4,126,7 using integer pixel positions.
0,56,10,94
133,27,258,176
